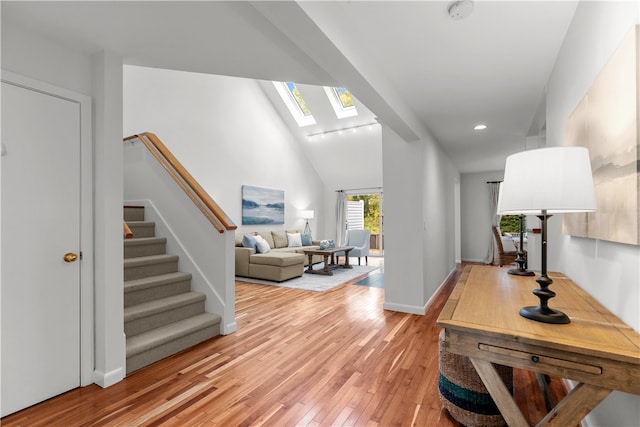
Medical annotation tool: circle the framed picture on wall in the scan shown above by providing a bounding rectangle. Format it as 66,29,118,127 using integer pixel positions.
562,26,639,246
242,185,285,225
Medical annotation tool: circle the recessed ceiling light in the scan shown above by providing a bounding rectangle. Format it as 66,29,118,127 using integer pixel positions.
474,124,488,131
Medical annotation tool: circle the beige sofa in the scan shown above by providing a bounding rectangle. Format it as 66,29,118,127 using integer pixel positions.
235,230,323,282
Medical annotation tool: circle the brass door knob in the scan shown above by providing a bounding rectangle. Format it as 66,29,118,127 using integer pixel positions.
63,252,78,263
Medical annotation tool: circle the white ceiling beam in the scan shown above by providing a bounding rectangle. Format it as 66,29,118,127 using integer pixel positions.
249,1,420,142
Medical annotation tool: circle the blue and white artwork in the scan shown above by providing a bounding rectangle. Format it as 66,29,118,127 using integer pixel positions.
242,185,285,225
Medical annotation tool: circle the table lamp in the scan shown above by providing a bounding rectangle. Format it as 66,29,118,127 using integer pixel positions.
497,147,596,324
300,210,314,235
497,184,534,277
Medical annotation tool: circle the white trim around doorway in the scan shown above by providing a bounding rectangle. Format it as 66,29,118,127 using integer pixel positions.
1,70,94,387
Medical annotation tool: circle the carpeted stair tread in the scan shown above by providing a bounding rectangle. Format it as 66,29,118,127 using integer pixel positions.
124,236,167,258
126,312,221,358
123,205,145,222
124,254,179,281
124,291,206,322
125,220,155,227
125,272,192,294
126,221,156,238
124,236,167,246
122,205,222,373
124,254,179,268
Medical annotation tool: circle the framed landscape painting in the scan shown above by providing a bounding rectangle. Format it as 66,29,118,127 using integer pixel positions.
242,185,285,225
562,26,639,246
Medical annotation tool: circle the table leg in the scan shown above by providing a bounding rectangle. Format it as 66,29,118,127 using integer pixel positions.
306,253,314,272
343,250,352,269
471,358,613,427
322,254,331,274
470,358,529,427
536,382,611,427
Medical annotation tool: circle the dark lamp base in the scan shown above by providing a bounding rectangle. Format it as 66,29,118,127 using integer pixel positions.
519,306,570,324
508,268,535,276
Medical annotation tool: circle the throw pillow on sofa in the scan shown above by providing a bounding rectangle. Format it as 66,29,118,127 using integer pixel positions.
301,233,313,246
242,234,258,251
287,232,302,247
272,231,288,248
254,235,271,254
256,231,275,249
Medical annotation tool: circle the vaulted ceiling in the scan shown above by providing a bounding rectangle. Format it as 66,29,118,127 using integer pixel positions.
2,1,578,173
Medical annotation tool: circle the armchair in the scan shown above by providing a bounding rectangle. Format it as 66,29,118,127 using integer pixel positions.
491,226,519,267
338,229,371,265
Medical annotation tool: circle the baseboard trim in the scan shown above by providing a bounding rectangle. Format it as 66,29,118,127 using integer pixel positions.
223,321,238,335
425,265,458,313
461,258,487,263
383,265,460,316
92,367,125,388
382,301,425,315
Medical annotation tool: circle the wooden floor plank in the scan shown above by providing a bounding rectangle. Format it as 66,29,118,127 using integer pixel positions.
1,262,567,426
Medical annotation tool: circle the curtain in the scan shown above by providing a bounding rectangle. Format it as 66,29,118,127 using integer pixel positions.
336,191,348,246
485,182,501,264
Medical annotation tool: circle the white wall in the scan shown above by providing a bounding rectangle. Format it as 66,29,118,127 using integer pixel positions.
2,21,125,387
422,136,459,299
381,126,425,313
460,171,503,263
1,21,93,95
123,66,325,237
318,126,383,244
91,50,126,387
546,2,640,426
381,125,459,314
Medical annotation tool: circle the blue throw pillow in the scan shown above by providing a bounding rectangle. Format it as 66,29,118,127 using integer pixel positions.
242,234,257,251
301,233,313,246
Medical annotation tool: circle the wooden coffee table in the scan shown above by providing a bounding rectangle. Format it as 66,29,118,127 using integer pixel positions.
303,246,354,275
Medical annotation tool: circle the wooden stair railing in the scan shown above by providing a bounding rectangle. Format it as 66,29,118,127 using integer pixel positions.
124,132,237,234
123,221,133,239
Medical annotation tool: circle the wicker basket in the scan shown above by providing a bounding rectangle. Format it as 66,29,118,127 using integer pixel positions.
438,330,513,427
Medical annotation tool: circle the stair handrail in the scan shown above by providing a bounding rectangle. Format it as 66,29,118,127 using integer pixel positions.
124,132,237,234
123,221,133,239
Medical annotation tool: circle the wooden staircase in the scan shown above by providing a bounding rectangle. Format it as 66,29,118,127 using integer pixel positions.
123,206,221,374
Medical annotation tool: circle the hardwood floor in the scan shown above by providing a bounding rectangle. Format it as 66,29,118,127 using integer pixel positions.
2,261,567,426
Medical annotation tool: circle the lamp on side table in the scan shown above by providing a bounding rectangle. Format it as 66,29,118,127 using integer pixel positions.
498,147,596,324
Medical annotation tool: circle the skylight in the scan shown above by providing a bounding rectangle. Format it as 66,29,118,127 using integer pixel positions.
324,86,358,119
273,81,316,127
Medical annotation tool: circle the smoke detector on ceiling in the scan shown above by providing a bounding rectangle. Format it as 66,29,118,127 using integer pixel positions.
448,0,474,20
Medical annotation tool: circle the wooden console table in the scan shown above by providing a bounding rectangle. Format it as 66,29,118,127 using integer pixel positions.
437,265,640,427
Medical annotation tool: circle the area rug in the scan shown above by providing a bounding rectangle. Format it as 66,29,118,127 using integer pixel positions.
353,272,384,288
236,265,379,292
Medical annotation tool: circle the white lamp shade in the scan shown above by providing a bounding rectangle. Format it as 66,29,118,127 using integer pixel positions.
497,147,597,215
299,210,314,219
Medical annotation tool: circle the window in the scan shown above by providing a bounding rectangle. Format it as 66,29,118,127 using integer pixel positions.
499,215,524,235
324,86,358,119
334,87,354,108
273,81,316,127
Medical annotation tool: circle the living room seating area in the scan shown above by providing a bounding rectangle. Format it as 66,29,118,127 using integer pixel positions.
234,230,323,281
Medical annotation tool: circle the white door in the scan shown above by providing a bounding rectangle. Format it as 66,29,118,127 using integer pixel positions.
1,81,81,416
